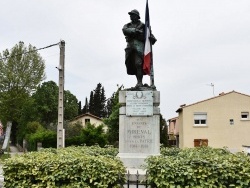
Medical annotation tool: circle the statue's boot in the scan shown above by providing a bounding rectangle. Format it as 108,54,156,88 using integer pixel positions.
135,82,143,87
135,69,143,87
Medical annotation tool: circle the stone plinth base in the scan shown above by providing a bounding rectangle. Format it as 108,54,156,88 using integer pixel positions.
118,153,148,169
118,91,160,169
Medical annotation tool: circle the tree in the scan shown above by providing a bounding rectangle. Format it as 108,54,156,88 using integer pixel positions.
32,81,58,126
160,114,169,147
64,121,82,139
89,91,94,114
81,123,107,147
32,81,79,126
92,83,102,117
100,86,107,117
17,80,78,145
17,98,42,144
103,86,123,146
64,90,78,120
81,97,89,114
0,41,46,124
0,42,45,144
88,83,107,118
106,92,116,117
65,123,107,147
16,81,58,144
77,101,82,115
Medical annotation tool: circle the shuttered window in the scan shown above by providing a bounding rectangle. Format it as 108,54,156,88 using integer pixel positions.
194,113,207,126
241,112,249,120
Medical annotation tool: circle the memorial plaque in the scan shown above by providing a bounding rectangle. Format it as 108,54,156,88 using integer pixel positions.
126,91,153,116
125,117,153,153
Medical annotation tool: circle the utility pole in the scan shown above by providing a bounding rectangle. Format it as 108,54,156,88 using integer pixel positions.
57,40,65,148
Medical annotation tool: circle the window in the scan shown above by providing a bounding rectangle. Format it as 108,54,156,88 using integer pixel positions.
85,119,90,124
229,119,234,125
194,113,207,126
194,139,208,147
241,112,249,120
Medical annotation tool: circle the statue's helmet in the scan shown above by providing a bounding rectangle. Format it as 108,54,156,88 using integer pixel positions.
128,9,140,19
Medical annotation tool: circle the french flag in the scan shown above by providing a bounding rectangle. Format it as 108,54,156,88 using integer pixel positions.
143,0,152,75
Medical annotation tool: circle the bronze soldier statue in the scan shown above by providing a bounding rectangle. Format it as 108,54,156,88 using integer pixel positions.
122,9,156,88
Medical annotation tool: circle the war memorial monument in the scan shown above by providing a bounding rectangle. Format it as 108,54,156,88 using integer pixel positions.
118,8,160,169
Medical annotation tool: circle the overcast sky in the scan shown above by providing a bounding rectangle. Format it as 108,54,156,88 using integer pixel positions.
1,0,250,120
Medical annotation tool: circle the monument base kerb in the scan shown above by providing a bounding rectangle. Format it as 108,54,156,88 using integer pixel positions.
118,90,160,169
118,153,160,169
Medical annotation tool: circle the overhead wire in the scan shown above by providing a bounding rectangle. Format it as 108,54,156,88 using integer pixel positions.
0,42,60,61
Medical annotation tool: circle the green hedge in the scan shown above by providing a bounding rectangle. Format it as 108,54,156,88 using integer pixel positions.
3,146,124,187
6,144,249,187
26,129,57,151
146,147,250,188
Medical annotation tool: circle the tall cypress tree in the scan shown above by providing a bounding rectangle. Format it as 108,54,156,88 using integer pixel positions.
100,86,106,117
88,83,107,118
89,91,94,114
82,97,89,114
78,101,82,115
93,83,102,117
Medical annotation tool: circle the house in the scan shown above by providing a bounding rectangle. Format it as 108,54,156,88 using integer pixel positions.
69,113,107,131
176,91,250,152
167,117,179,147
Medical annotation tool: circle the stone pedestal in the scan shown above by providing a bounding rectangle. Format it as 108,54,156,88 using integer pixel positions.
118,91,160,169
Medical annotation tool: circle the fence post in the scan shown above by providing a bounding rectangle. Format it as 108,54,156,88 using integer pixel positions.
136,170,139,188
127,170,130,188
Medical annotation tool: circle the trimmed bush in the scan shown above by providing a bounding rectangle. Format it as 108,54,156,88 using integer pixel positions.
65,123,108,147
26,129,56,151
146,147,250,188
3,146,124,187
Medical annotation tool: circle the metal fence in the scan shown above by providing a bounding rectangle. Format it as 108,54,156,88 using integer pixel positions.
109,170,156,188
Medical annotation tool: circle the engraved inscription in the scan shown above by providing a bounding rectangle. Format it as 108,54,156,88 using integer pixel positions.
125,117,153,153
126,91,153,116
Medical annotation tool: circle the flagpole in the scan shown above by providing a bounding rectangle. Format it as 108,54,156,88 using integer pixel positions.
149,25,155,89
146,0,155,89
143,0,156,89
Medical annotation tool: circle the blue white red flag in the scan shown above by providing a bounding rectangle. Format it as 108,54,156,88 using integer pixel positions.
143,0,152,75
